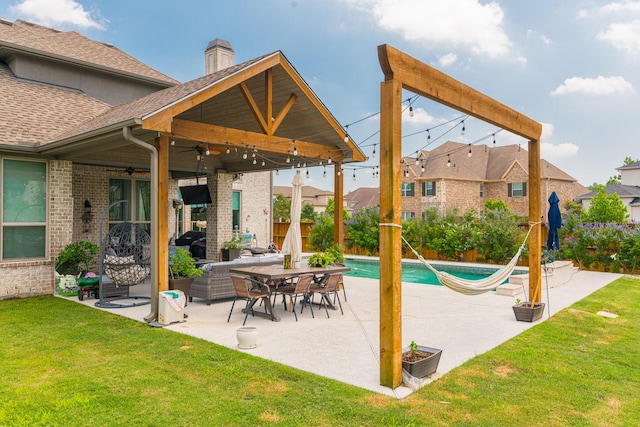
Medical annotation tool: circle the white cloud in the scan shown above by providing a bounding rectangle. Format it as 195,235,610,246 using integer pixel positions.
597,19,640,54
526,29,552,45
550,76,634,96
9,0,105,30
437,53,457,67
540,123,579,159
343,0,513,58
403,105,436,125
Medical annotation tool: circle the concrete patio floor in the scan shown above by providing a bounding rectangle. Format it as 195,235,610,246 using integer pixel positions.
63,266,622,399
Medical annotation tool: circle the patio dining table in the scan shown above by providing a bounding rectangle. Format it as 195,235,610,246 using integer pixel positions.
229,264,350,321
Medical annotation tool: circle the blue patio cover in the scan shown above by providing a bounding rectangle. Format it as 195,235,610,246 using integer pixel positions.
546,191,561,250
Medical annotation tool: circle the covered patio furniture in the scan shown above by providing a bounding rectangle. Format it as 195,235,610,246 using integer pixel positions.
227,274,272,325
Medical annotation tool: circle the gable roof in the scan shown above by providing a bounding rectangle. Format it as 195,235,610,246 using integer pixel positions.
404,141,578,183
344,187,380,210
617,160,640,171
0,18,178,85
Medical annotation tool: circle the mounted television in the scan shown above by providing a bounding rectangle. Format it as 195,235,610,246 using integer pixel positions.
179,184,212,205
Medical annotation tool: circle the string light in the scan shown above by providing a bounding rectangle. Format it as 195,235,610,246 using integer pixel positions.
286,155,290,163
306,169,310,179
261,159,265,167
323,166,326,177
276,169,279,176
352,170,356,181
447,154,451,167
461,120,466,135
252,158,257,165
493,134,496,145
327,156,332,164
372,144,376,158
409,105,414,117
421,161,425,173
225,142,230,154
205,145,210,155
468,144,472,157
293,140,298,156
426,129,431,143
170,133,176,146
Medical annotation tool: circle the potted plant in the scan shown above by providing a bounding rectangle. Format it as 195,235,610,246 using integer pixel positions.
308,251,335,268
169,248,203,300
512,298,546,322
222,235,243,261
55,241,99,295
401,340,443,378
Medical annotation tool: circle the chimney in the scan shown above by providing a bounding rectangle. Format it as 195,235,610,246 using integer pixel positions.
205,39,234,74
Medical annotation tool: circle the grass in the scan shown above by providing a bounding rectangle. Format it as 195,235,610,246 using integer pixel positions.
1,276,639,426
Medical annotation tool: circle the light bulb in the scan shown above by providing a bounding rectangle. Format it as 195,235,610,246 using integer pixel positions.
242,151,248,160
344,135,349,143
261,160,265,166
323,168,326,177
306,170,310,179
421,164,425,173
461,121,466,136
372,144,376,158
205,146,210,155
468,145,472,157
293,146,298,156
252,158,256,165
276,169,279,176
327,156,332,164
409,105,414,117
286,156,290,163
427,130,431,143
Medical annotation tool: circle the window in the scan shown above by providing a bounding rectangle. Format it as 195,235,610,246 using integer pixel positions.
421,181,436,196
479,184,484,197
232,191,240,232
401,212,415,220
401,183,414,197
508,182,527,197
109,178,151,232
2,159,47,259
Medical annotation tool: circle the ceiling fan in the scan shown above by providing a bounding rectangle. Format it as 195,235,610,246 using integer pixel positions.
107,166,149,175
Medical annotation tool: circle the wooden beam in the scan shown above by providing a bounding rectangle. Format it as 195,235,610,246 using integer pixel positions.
334,164,344,245
378,44,542,140
171,119,344,162
239,81,270,134
271,93,297,134
265,68,273,134
157,135,170,293
379,78,403,388
141,54,283,131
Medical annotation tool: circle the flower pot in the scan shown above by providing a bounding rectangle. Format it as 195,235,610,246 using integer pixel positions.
169,277,194,304
401,345,442,378
236,326,258,349
513,302,545,322
222,248,241,261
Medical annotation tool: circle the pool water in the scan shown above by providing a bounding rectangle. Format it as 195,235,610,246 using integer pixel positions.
343,258,520,286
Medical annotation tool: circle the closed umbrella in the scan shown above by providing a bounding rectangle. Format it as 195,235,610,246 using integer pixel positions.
281,170,304,267
546,191,561,251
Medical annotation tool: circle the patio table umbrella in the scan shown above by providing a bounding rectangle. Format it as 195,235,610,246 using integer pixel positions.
281,170,304,266
546,191,561,251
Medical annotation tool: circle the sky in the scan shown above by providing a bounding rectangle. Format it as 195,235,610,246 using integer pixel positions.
1,0,639,193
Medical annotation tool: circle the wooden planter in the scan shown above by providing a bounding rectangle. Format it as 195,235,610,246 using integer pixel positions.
513,302,545,322
221,248,241,261
401,345,443,378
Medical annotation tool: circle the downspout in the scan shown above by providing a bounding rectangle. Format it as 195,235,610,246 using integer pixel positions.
123,126,159,323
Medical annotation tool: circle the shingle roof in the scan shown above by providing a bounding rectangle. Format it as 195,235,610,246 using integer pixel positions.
51,53,274,143
0,62,110,145
404,141,578,182
577,184,640,200
0,19,178,85
344,187,380,210
617,160,640,171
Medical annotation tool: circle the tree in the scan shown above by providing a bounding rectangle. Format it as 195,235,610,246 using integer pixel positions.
308,213,334,251
345,206,380,255
300,203,317,222
272,194,291,221
325,197,351,221
583,189,629,223
484,198,509,212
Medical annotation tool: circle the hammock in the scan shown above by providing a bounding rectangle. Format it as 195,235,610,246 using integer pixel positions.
382,223,536,295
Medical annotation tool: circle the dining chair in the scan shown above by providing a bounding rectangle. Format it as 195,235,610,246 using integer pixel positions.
333,262,347,302
309,272,344,318
277,273,314,321
227,274,271,325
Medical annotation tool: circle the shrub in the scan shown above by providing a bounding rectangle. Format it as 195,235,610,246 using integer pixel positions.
345,206,380,255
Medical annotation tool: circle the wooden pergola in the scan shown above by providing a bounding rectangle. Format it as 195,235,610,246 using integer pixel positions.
377,44,543,388
44,51,365,321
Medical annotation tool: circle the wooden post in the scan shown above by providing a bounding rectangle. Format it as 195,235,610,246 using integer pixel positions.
528,139,542,302
334,164,344,245
379,78,403,388
157,135,170,292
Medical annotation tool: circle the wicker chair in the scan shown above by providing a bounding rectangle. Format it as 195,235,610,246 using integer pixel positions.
278,273,315,321
227,274,272,325
309,272,344,318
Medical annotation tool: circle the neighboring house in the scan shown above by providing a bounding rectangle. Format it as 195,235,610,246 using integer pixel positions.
400,141,588,219
344,187,380,211
273,185,334,214
577,160,640,222
0,18,363,300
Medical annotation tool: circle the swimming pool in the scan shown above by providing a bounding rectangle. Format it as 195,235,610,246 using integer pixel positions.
343,258,525,286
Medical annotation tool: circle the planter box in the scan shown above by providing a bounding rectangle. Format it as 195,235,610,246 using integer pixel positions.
169,277,195,303
401,345,442,378
221,248,241,261
513,302,545,322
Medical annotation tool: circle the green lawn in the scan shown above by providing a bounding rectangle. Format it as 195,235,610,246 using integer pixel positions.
1,276,639,426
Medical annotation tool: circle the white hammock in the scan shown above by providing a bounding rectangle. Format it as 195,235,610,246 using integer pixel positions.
388,223,535,296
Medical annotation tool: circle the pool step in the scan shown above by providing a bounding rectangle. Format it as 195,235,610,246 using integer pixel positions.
495,283,524,297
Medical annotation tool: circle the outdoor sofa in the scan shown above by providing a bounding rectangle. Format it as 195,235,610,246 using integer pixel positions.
190,255,283,305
